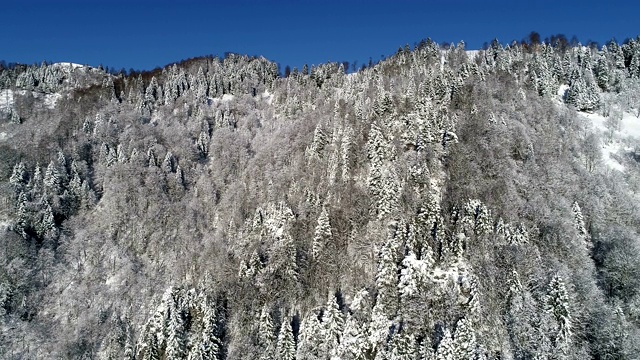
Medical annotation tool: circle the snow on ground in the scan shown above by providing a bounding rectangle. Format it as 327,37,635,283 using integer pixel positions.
580,111,640,172
465,50,481,60
0,89,14,112
52,62,86,70
557,84,569,99
208,93,235,105
262,90,274,105
44,92,62,109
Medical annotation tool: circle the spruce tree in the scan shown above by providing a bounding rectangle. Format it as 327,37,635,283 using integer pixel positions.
322,294,345,357
276,316,296,360
312,207,332,260
545,275,572,354
9,162,27,191
435,327,454,360
297,310,323,360
452,317,476,360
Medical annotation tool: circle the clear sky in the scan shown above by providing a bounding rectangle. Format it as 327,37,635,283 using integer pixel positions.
3,0,639,72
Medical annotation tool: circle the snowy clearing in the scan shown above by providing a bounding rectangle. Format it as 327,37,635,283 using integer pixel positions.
580,111,640,172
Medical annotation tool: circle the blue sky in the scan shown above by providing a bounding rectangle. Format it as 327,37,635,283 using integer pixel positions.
3,0,639,72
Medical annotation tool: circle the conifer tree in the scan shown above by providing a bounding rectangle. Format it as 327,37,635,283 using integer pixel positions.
322,294,345,357
197,131,210,158
276,316,296,360
312,207,332,260
165,294,186,360
571,201,591,251
435,327,454,360
387,329,416,360
376,239,400,318
545,275,572,353
9,162,27,191
257,306,276,359
189,296,220,360
297,310,322,360
44,160,61,194
163,151,175,172
452,317,476,360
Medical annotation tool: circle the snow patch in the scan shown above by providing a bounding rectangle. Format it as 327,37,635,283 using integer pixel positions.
620,112,640,138
52,62,85,69
262,90,274,105
465,50,481,59
0,132,7,141
44,93,62,109
557,84,569,99
208,93,235,105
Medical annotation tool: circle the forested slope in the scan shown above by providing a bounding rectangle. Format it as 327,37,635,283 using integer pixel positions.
1,38,640,359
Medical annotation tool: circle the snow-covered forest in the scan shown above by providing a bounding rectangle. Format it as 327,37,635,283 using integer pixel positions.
2,36,640,359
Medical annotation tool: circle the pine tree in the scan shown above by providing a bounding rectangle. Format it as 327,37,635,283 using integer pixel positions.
435,327,454,360
165,294,186,360
29,164,43,194
197,131,211,158
117,144,128,163
257,306,276,359
571,201,591,251
368,301,392,356
309,123,328,159
339,312,370,360
44,160,61,194
276,316,296,360
312,207,332,260
322,294,345,357
452,317,476,360
163,151,175,172
386,329,416,360
9,162,27,191
38,200,57,238
148,148,158,167
594,53,610,91
376,239,400,318
189,296,220,360
14,191,30,238
545,275,572,353
297,310,323,360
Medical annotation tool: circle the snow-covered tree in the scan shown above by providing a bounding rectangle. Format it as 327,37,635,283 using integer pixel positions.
257,306,276,358
452,317,476,360
297,310,323,360
387,329,416,360
9,162,27,191
321,294,345,357
572,201,591,251
276,316,296,360
163,151,175,172
545,275,572,353
44,160,61,194
312,207,332,260
435,327,454,360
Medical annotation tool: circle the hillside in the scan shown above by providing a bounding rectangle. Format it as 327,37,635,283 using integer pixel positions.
2,39,640,359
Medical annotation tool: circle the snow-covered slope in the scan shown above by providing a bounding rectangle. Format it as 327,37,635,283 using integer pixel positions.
580,111,640,172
